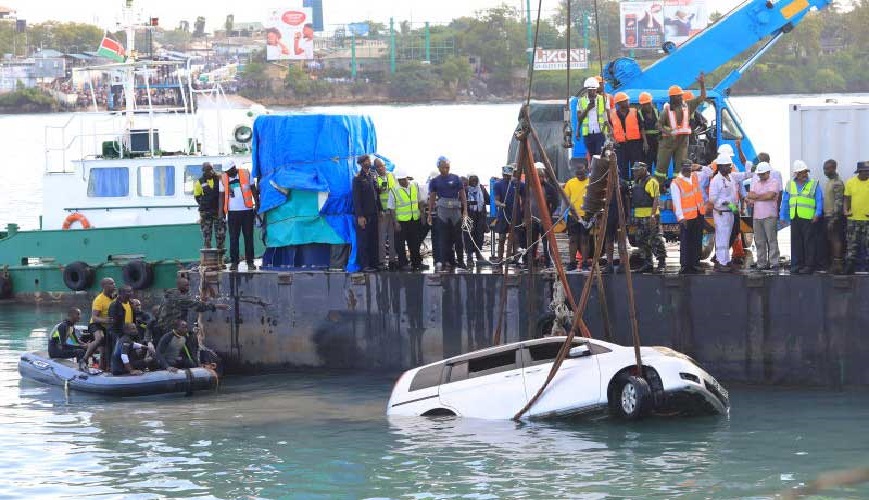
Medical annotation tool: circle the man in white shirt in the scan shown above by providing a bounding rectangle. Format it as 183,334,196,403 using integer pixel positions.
219,161,259,271
387,170,424,271
708,154,749,272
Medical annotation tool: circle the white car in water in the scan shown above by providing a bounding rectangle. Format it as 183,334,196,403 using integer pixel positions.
386,337,729,420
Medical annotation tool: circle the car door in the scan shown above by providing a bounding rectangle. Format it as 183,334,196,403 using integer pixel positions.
520,340,602,418
438,348,527,419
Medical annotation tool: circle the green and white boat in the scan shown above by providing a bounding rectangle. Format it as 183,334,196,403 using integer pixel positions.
0,3,263,301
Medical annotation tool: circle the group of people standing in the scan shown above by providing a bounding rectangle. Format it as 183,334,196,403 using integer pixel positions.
574,70,869,275
352,155,493,272
193,161,259,271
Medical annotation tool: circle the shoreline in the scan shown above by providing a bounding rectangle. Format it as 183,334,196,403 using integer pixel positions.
8,90,869,115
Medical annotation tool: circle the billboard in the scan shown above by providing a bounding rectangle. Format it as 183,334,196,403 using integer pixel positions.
533,49,590,71
619,1,708,49
266,6,315,60
620,2,665,50
663,0,710,46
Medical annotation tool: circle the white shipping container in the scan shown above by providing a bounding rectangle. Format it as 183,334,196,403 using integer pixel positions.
789,102,869,181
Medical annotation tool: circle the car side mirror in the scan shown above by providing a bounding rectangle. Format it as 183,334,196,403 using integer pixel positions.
568,345,591,358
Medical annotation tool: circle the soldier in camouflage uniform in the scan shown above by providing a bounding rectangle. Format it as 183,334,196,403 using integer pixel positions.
193,162,226,249
631,163,667,273
844,162,869,274
154,276,223,345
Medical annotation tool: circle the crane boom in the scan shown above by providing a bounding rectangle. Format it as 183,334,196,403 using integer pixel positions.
611,0,832,92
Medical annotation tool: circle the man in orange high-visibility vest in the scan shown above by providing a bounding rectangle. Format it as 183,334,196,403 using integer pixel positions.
655,73,706,180
220,161,259,271
610,92,644,181
670,159,712,274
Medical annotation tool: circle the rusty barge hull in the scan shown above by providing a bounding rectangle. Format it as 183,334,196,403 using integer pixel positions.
190,271,869,387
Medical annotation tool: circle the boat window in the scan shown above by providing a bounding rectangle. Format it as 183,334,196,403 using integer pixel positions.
720,107,744,140
184,164,223,194
87,167,129,197
467,350,518,378
408,364,444,392
138,166,175,197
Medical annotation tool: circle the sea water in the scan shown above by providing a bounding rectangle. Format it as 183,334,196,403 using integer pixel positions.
1,304,868,499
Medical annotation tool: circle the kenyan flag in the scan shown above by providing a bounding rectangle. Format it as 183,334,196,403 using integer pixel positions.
96,36,126,62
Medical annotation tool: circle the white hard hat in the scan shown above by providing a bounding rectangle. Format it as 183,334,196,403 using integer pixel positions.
534,161,545,170
792,160,809,173
717,144,734,157
755,162,772,174
584,77,599,89
393,168,409,179
715,153,733,166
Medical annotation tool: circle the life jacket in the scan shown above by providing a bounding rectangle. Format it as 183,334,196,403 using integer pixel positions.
639,106,660,136
663,103,692,136
673,173,704,220
196,176,220,212
393,184,420,222
610,108,642,143
632,176,654,209
221,169,255,213
377,172,396,210
787,179,818,220
579,94,608,136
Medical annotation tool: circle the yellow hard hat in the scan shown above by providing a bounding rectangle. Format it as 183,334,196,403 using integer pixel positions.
639,92,653,105
614,92,629,104
668,85,683,97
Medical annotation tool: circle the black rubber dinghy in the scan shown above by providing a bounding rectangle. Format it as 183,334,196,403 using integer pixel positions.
18,352,218,397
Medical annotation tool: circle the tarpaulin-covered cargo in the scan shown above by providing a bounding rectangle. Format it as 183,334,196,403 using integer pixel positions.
251,114,377,271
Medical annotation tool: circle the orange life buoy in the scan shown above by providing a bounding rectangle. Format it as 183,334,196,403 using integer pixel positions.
62,213,91,230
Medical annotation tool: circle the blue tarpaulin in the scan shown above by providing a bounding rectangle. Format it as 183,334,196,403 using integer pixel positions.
251,114,378,271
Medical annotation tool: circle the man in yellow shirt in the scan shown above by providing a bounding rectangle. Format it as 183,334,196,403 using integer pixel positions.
844,161,869,274
563,159,590,271
87,277,114,369
631,163,667,272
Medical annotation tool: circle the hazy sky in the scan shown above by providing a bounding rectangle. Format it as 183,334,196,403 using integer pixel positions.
9,0,745,32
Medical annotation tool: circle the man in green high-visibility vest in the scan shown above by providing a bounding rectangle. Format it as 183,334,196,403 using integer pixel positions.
375,158,398,270
781,160,824,274
388,169,424,271
576,76,608,158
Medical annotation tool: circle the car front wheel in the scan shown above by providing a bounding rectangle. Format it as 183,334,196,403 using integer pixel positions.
615,375,652,420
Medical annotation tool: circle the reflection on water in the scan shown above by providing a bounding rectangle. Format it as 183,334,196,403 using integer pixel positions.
2,305,869,499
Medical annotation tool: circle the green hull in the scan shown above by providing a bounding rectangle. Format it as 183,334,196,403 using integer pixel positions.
0,223,265,299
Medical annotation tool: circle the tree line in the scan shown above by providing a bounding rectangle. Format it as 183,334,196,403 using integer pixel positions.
2,1,868,108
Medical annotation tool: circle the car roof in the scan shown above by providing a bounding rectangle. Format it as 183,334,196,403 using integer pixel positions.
439,336,589,366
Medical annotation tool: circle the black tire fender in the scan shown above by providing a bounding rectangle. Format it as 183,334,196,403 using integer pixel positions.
612,374,652,420
122,260,153,290
62,261,94,291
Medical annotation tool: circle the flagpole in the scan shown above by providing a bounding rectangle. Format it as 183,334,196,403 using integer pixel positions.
123,0,136,130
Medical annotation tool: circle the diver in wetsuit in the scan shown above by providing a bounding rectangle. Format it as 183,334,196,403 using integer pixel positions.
48,307,88,370
156,319,200,372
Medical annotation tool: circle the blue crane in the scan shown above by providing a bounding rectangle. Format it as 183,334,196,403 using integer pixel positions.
608,0,833,93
